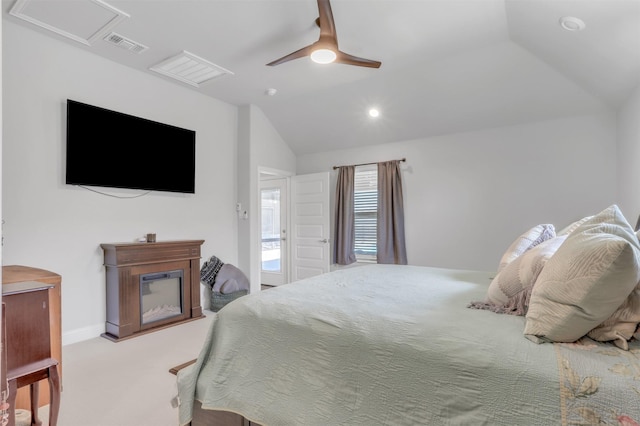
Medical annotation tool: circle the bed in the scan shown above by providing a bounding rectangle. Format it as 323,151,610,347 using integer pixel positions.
176,205,640,426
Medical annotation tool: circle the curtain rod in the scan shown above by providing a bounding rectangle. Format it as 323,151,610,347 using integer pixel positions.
332,158,406,170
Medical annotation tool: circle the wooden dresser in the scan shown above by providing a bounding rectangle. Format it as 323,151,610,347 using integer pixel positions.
2,265,62,409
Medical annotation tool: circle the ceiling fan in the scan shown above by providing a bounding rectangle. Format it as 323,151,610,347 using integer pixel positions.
266,0,381,68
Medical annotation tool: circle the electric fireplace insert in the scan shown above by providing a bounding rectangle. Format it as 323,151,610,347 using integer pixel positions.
140,270,183,325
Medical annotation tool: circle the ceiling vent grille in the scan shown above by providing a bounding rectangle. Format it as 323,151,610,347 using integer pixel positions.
9,0,129,46
104,32,148,54
149,51,233,87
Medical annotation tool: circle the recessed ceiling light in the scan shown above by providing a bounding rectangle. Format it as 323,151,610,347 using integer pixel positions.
265,88,277,96
368,108,380,118
559,16,586,31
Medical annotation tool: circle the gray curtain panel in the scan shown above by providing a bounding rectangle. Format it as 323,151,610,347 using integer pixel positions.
333,166,357,265
377,160,408,265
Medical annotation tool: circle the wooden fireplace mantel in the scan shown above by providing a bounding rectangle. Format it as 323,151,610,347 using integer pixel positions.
100,239,205,342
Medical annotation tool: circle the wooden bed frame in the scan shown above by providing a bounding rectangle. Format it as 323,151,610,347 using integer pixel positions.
170,359,259,426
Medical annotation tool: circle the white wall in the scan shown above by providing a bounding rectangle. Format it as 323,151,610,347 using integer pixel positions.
2,21,239,344
237,105,296,292
616,85,640,222
298,113,618,271
2,16,632,343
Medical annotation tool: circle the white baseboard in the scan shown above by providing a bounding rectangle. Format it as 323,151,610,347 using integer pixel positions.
62,323,105,346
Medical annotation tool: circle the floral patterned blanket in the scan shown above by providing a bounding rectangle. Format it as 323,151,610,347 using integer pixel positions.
557,338,640,425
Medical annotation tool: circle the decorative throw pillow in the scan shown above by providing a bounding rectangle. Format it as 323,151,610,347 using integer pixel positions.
556,216,593,236
590,227,640,350
475,235,567,315
497,224,555,273
524,205,640,343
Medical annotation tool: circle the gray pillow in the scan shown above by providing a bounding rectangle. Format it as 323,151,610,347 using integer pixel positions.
212,264,250,294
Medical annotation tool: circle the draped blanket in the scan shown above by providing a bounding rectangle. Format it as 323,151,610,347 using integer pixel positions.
200,255,224,287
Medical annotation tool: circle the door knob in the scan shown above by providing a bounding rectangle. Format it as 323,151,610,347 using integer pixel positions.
319,239,329,243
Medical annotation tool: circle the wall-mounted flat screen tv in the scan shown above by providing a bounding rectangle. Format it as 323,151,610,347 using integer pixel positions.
66,99,196,194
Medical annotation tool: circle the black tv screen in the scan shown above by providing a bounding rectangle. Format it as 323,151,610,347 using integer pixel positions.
66,99,196,194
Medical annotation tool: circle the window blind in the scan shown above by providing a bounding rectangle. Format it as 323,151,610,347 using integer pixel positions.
354,166,377,258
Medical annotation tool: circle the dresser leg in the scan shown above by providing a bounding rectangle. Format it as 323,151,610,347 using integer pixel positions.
29,383,41,426
7,379,16,426
47,365,60,426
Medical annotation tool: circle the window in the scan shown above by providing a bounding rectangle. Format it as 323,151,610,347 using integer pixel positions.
261,187,281,272
354,166,377,261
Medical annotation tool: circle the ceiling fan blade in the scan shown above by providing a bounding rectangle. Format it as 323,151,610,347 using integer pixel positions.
317,0,337,41
266,44,314,67
335,51,382,68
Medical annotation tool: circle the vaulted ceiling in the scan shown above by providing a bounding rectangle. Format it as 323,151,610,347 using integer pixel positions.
3,0,639,155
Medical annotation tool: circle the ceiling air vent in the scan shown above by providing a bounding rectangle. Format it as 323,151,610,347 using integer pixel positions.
9,0,129,46
104,32,148,54
149,51,233,88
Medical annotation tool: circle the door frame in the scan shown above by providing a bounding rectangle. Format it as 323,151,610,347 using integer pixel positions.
258,167,292,287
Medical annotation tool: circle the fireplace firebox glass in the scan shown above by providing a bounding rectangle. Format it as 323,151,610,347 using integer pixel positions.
140,270,183,325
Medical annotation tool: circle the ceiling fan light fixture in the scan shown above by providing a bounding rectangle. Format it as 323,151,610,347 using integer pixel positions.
266,0,380,68
310,48,337,64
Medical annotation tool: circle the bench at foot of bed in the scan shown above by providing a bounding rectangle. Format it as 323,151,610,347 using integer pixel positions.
170,360,261,426
191,401,261,426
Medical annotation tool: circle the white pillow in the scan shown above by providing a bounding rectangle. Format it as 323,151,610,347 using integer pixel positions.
483,236,566,315
588,282,640,350
525,205,640,343
497,224,555,273
589,217,640,350
556,216,592,236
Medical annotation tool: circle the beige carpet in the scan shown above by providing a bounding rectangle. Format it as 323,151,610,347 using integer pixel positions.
26,311,215,426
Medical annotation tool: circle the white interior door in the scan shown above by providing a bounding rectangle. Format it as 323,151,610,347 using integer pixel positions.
291,172,330,281
260,178,288,286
